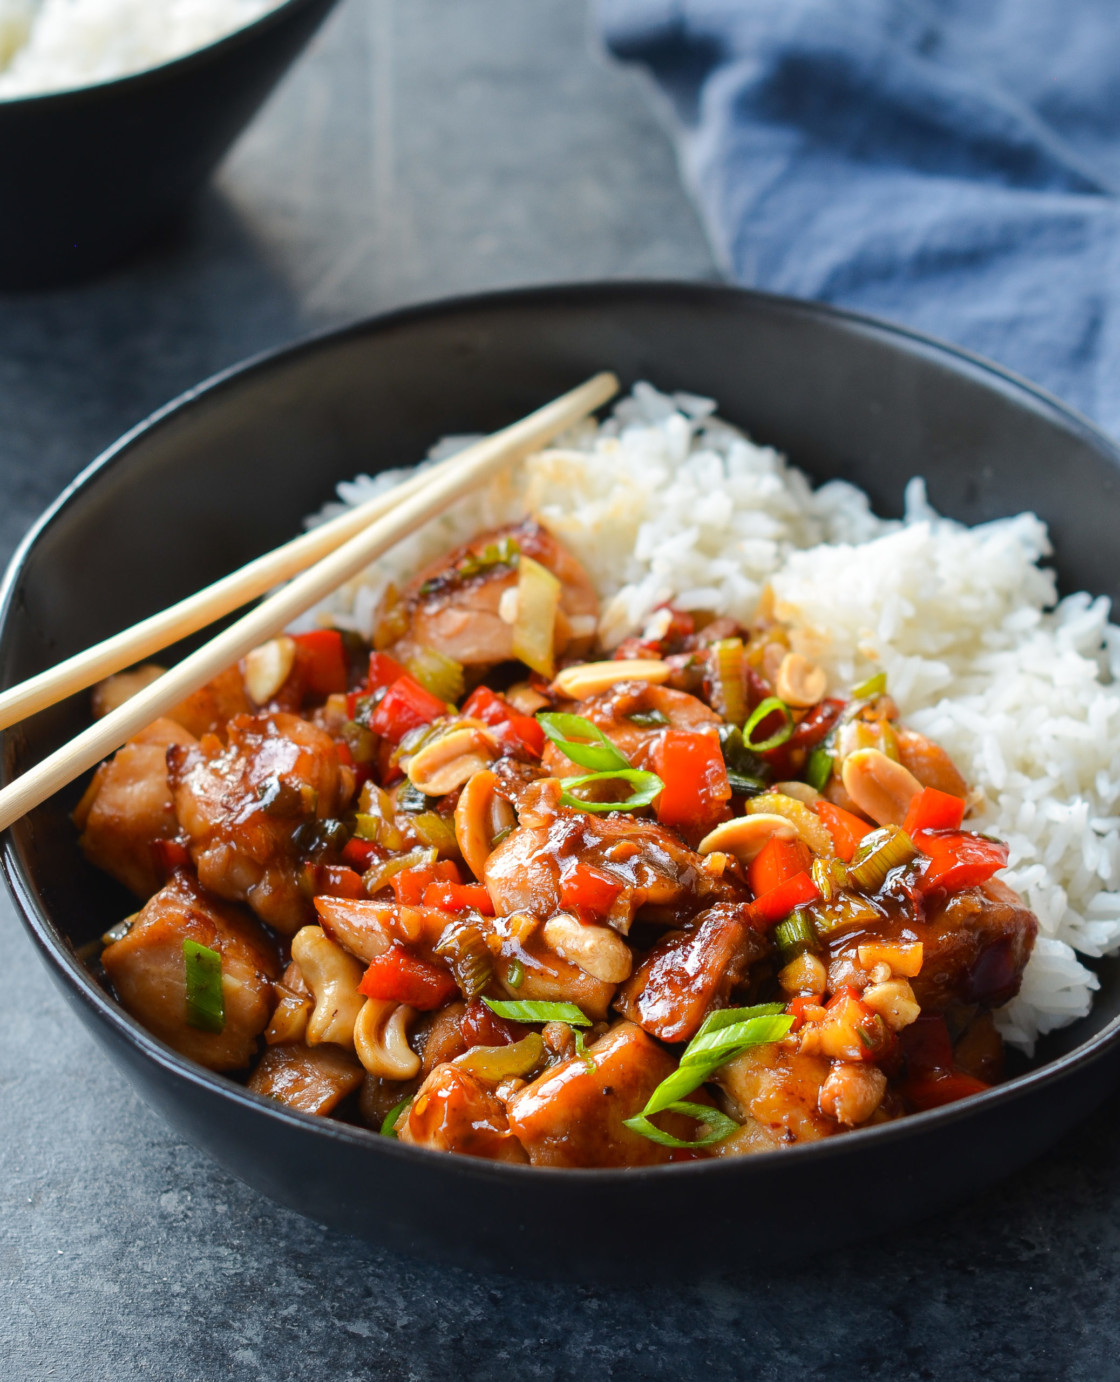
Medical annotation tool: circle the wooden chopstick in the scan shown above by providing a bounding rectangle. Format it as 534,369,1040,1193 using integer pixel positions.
0,408,544,733
0,371,618,833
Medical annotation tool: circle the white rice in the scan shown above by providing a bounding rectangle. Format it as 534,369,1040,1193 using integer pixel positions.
0,0,282,97
303,382,1120,1052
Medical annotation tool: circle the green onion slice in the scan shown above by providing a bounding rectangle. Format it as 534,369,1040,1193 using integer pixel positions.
559,768,663,814
483,998,592,1027
506,958,525,989
536,712,632,772
623,1100,741,1149
806,747,833,792
851,671,887,699
573,1030,597,1074
183,939,225,1033
742,697,794,752
773,909,819,962
380,1095,414,1138
628,708,670,728
640,1004,792,1116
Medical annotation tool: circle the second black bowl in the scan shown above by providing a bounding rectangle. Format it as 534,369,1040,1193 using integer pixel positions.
0,0,339,289
3,282,1120,1276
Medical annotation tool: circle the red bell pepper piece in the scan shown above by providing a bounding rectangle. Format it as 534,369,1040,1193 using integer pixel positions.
341,837,380,871
901,1071,990,1112
785,993,825,1032
292,630,349,696
390,860,461,906
748,835,813,898
815,800,874,863
461,685,508,724
151,838,191,876
903,786,966,837
358,945,458,1010
788,698,845,749
461,686,545,757
422,880,495,915
560,862,622,920
367,651,409,694
309,863,366,900
914,831,1009,893
370,675,447,744
748,871,820,928
460,998,524,1048
652,729,732,830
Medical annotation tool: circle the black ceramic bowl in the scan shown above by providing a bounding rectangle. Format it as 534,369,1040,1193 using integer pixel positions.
4,282,1120,1276
0,0,339,289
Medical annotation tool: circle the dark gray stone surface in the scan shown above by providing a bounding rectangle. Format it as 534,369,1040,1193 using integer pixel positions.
1,2,1119,1379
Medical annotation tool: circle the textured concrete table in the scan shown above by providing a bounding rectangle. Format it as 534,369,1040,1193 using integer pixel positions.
2,2,1119,1378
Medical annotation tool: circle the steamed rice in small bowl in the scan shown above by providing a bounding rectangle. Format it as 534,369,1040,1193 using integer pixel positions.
302,381,1120,1053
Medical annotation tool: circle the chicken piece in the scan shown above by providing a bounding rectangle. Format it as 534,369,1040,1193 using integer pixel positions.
542,681,721,777
90,664,166,719
248,1042,364,1114
400,1063,529,1162
101,872,280,1071
484,795,737,933
715,1042,835,1146
74,716,198,899
506,1021,691,1167
825,878,1037,1012
168,712,353,934
167,664,253,739
614,901,767,1042
389,520,598,668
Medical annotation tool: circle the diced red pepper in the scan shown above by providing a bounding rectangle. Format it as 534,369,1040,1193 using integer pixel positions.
310,863,366,900
901,1071,990,1112
788,698,845,749
151,838,191,876
903,786,966,837
460,998,524,1048
359,945,457,1010
914,830,1009,893
390,860,461,906
341,837,380,871
461,686,544,757
612,637,662,661
370,675,447,744
785,993,825,1032
748,871,820,928
461,685,508,724
652,729,732,830
815,800,874,863
748,835,813,898
292,630,349,696
367,651,409,694
501,713,545,757
422,880,495,915
560,862,622,920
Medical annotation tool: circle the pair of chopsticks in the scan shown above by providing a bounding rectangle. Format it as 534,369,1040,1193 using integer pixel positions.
0,371,619,833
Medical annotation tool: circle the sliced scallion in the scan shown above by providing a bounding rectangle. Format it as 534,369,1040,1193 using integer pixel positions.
506,958,525,989
559,768,663,814
623,1100,740,1149
483,998,592,1027
183,939,224,1034
627,708,670,728
573,1029,597,1074
773,908,819,962
639,1005,792,1116
806,747,833,792
536,712,631,772
846,824,916,893
851,671,887,699
380,1095,414,1138
711,638,747,726
742,697,794,753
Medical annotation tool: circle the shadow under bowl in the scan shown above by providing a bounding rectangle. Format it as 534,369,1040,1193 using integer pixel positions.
3,281,1119,1276
0,0,339,290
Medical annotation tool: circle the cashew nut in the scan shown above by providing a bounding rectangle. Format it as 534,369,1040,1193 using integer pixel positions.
243,636,296,705
291,925,366,1049
353,998,421,1079
697,813,798,862
841,748,923,826
407,725,498,796
861,977,921,1031
542,912,632,983
454,769,516,881
776,652,828,708
552,659,669,699
771,780,820,805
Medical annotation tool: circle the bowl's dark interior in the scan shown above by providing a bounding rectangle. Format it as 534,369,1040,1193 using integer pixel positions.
3,283,1119,1273
0,0,338,288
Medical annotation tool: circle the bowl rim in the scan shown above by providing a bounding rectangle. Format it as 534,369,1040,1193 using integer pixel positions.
5,276,1120,1186
0,0,334,109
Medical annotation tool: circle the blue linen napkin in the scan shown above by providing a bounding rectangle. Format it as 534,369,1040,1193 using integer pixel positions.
597,0,1120,436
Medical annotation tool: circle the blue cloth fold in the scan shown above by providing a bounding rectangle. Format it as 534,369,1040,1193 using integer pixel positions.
597,0,1120,435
